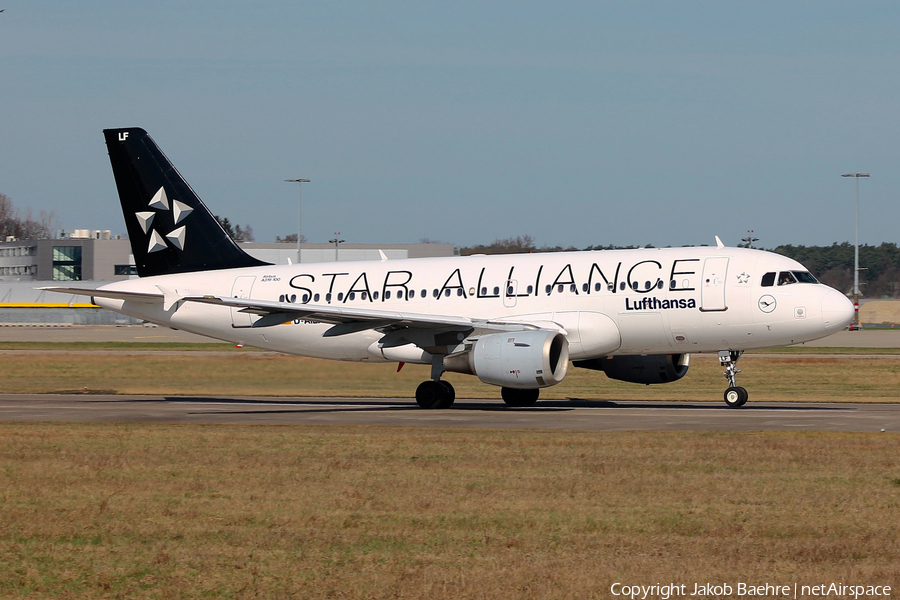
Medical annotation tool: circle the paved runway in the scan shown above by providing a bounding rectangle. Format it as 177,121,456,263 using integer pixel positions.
1,394,898,432
3,325,900,347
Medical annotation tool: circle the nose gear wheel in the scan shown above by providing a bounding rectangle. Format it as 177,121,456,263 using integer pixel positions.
719,350,748,408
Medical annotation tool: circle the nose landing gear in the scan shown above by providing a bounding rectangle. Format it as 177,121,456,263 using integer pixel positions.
719,350,748,408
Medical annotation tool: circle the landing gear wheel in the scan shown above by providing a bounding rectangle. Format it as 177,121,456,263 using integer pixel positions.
501,387,540,407
724,386,748,408
416,380,454,409
437,381,455,409
719,350,748,407
416,381,445,409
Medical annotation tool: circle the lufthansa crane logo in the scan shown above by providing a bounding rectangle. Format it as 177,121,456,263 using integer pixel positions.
758,295,776,313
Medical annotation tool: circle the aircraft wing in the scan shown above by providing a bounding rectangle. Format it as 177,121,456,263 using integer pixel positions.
183,295,555,337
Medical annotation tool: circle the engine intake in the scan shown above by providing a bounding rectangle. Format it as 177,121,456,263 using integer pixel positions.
574,354,690,384
445,330,569,389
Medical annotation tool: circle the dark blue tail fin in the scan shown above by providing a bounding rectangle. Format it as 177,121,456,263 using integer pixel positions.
103,127,269,277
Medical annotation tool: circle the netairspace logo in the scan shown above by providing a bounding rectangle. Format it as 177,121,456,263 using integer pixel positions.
609,582,892,599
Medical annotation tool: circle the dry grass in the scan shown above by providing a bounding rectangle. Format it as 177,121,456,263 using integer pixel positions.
0,424,898,599
2,350,900,402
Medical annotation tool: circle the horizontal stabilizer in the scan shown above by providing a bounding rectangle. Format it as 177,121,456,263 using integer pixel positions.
37,287,164,304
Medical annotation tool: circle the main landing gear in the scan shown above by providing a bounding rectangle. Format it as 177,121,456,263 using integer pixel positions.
501,387,540,407
719,350,748,408
415,355,455,409
415,380,455,409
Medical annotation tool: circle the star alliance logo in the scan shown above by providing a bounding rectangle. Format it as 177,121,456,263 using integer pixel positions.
135,187,193,254
737,272,750,284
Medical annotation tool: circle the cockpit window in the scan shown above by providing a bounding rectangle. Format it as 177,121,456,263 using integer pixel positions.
792,271,819,284
761,272,776,287
777,271,797,286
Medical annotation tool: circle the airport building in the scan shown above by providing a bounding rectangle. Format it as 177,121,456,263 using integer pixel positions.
0,236,457,325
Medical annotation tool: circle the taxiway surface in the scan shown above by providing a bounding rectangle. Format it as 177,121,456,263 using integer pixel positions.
1,394,898,432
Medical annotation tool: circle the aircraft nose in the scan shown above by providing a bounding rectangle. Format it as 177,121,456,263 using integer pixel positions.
821,288,854,333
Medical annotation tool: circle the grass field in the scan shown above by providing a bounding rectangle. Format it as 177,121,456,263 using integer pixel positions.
1,424,898,599
2,344,900,402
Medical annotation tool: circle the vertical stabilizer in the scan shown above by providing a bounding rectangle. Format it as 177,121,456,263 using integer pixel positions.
103,128,269,277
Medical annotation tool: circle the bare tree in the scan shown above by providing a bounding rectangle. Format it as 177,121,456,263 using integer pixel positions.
0,193,57,240
276,233,307,243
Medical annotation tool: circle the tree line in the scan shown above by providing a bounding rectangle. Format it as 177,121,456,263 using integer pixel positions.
458,236,900,299
0,193,56,240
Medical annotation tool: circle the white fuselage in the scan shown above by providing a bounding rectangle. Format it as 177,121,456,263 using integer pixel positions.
92,246,853,364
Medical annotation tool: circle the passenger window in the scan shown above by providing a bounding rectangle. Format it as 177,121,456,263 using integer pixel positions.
761,272,775,287
433,289,439,298
348,292,355,301
570,284,577,293
457,288,464,296
526,285,533,294
620,282,626,291
385,291,391,299
444,289,451,297
325,293,332,302
361,292,367,300
558,285,564,293
372,292,378,300
480,287,487,295
337,293,344,301
493,286,500,295
302,294,310,302
545,285,552,294
314,293,320,302
582,283,588,292
594,282,602,292
777,271,797,286
657,281,663,289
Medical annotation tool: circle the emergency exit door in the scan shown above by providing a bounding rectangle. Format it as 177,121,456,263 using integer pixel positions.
230,276,256,327
700,257,729,312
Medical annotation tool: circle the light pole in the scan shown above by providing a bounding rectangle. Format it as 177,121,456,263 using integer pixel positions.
741,230,759,249
329,233,345,262
842,172,870,330
285,178,310,263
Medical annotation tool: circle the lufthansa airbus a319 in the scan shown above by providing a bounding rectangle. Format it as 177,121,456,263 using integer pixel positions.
45,128,855,409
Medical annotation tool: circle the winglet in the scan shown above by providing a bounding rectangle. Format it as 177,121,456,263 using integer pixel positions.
379,250,388,261
715,236,725,249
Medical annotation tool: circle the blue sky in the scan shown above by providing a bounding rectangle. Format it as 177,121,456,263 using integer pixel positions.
1,1,898,248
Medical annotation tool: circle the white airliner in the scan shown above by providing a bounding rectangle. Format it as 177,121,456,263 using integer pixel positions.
45,128,855,409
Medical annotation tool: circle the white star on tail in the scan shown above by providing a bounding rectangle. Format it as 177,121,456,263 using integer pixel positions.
149,186,170,210
135,211,155,233
148,230,167,253
166,226,186,250
172,200,193,224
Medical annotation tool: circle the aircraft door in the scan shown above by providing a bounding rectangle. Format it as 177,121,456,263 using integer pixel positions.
700,257,729,312
504,280,518,308
230,276,257,327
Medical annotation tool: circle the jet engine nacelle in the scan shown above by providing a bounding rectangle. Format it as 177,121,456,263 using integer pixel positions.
574,354,690,384
444,330,569,389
